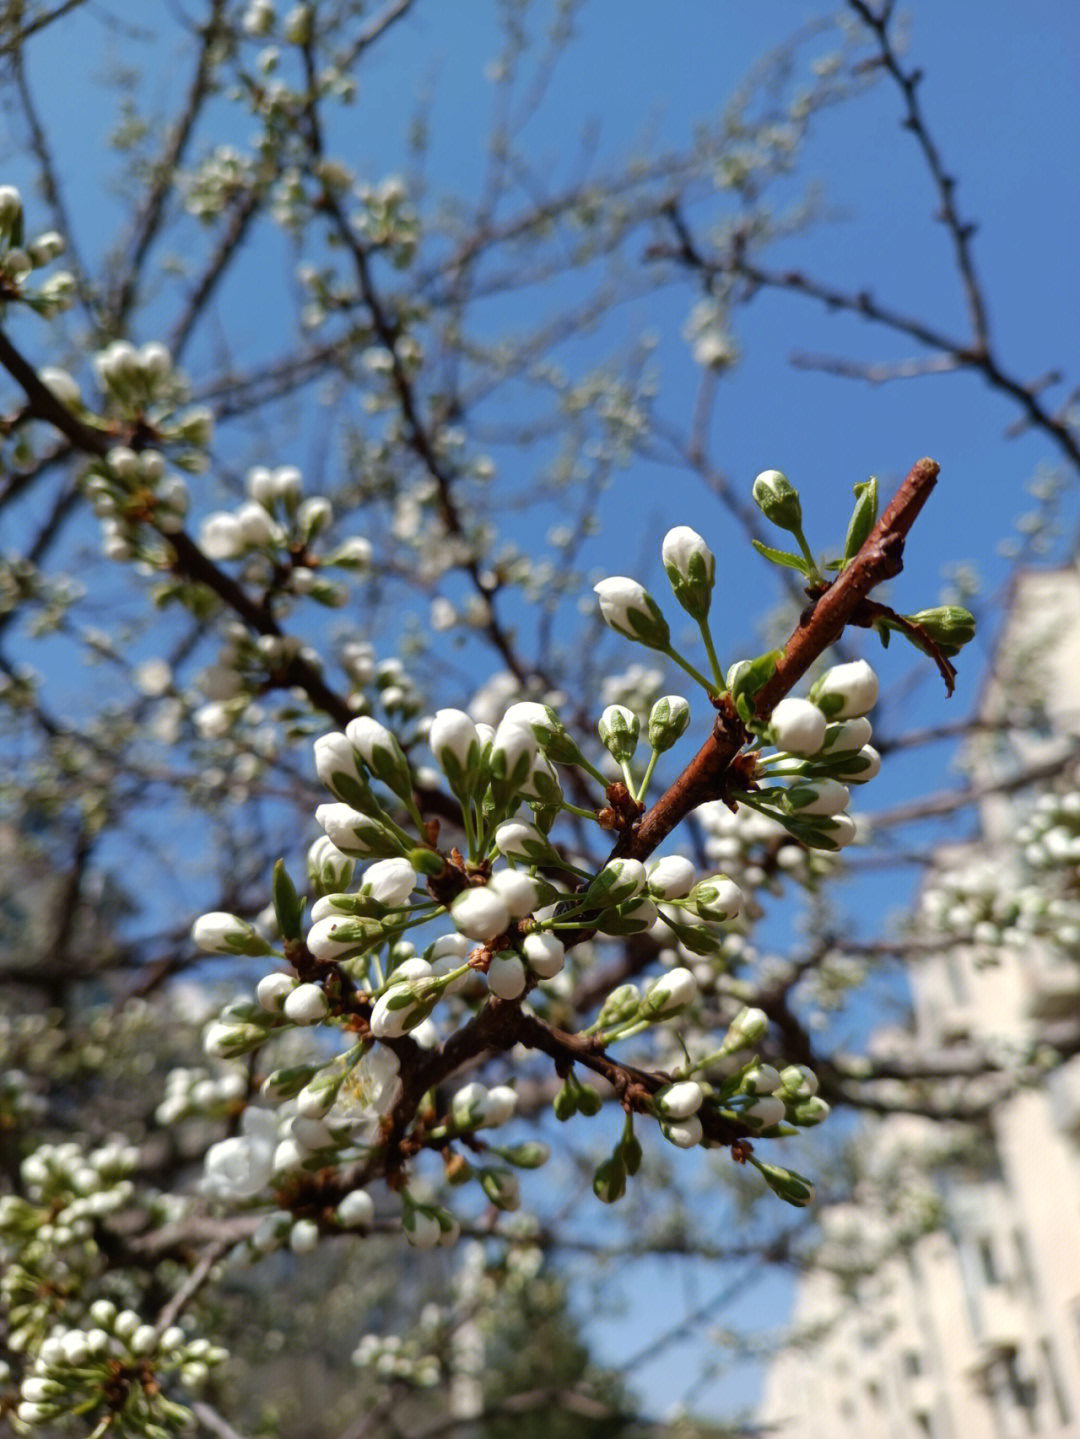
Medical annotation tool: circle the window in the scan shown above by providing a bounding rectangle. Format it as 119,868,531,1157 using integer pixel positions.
1037,1336,1071,1426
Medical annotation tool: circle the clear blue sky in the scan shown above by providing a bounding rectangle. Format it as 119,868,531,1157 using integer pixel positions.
5,0,1080,1423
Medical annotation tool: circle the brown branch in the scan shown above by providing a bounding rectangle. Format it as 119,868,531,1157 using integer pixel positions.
617,457,939,861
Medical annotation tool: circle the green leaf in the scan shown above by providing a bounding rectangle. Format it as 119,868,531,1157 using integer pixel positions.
751,539,811,574
843,477,878,563
272,858,305,941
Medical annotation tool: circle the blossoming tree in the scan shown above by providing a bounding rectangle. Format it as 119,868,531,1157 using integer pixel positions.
0,2,1073,1435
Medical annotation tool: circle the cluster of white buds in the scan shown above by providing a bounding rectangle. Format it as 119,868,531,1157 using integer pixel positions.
16,1303,227,1434
0,183,74,314
351,175,420,266
91,340,213,464
94,339,178,411
696,799,835,898
922,789,1080,958
155,1065,247,1126
196,463,368,603
83,445,192,561
19,1139,138,1216
721,660,882,853
352,1330,441,1387
0,1066,46,1126
1,1141,143,1355
183,143,258,221
183,494,929,1236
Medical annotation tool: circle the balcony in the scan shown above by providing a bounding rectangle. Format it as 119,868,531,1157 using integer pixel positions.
1023,953,1080,1022
978,1284,1025,1354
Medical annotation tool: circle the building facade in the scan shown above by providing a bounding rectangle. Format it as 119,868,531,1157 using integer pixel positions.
757,569,1080,1439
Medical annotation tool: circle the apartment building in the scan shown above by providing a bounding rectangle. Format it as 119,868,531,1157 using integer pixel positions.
757,568,1080,1439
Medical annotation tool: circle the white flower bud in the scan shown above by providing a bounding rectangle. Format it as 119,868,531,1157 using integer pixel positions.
487,952,527,999
647,694,691,753
236,501,280,546
494,819,550,861
743,1064,782,1094
786,779,850,816
690,876,743,920
814,659,879,719
644,965,697,1015
429,707,480,777
283,983,329,1024
345,714,413,800
192,911,269,955
307,834,354,887
726,1006,768,1048
370,983,421,1038
522,931,564,978
199,511,245,560
587,857,647,905
487,867,540,918
361,857,417,907
40,366,81,408
821,814,857,847
0,184,22,237
770,697,827,756
271,465,303,505
661,525,715,620
484,1084,517,1126
661,1115,703,1148
404,1208,441,1249
745,1096,786,1128
646,855,697,899
654,1080,704,1119
289,1218,320,1253
337,1189,375,1228
331,535,373,568
306,915,367,961
451,886,510,942
489,719,537,799
823,716,872,752
844,745,881,784
131,1324,159,1356
257,972,295,1012
594,576,671,649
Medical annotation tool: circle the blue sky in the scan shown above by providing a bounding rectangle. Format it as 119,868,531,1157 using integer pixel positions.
4,0,1080,1424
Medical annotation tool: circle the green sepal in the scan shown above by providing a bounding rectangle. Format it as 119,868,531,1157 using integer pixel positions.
272,859,305,941
726,650,782,724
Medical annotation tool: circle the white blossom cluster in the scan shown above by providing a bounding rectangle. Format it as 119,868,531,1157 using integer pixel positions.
15,1300,227,1434
0,183,74,314
73,337,215,560
184,517,880,1239
921,788,1080,958
155,1065,248,1126
197,462,370,588
182,143,258,222
1,1141,143,1358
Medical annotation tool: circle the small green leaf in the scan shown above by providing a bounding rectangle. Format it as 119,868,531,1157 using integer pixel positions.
843,477,878,563
272,858,305,941
726,650,782,704
751,539,811,574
